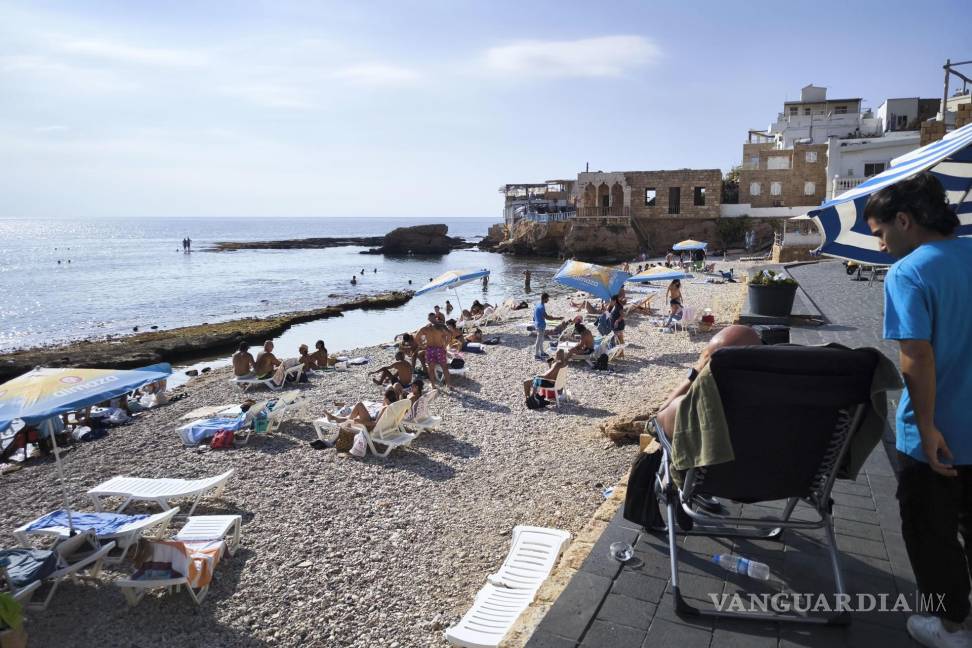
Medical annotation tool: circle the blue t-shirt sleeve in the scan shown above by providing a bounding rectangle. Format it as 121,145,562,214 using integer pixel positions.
884,266,932,341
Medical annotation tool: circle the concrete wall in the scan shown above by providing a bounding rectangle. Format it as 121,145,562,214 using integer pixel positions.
825,133,920,195
720,204,818,218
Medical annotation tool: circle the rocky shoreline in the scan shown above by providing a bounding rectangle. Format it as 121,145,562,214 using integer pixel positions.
0,291,413,382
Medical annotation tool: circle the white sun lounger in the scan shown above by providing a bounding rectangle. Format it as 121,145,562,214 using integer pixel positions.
486,526,571,591
2,532,116,611
230,363,302,392
87,469,235,516
445,526,571,648
444,584,536,648
14,508,180,564
314,399,415,458
403,391,442,434
114,514,242,606
236,392,304,444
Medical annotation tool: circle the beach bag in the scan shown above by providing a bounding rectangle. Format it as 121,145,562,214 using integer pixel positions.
623,449,662,529
350,432,367,457
450,358,465,369
594,353,609,371
334,426,356,452
210,429,235,449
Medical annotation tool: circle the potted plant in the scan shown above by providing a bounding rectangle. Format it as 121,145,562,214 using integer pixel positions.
0,592,26,648
748,269,799,317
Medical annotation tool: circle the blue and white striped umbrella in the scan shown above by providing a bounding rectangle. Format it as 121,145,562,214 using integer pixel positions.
415,269,490,296
807,122,972,265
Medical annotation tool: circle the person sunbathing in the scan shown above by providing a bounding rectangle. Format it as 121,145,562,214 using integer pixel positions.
571,298,603,314
466,327,484,344
655,325,762,439
369,351,414,388
567,322,596,358
232,342,256,377
254,340,281,379
323,388,399,432
522,350,568,399
445,319,466,352
305,340,329,369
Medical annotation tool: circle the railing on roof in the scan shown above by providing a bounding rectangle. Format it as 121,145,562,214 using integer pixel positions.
832,176,866,198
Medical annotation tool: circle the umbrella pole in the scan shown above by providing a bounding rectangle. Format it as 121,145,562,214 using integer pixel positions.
453,289,464,316
48,426,75,535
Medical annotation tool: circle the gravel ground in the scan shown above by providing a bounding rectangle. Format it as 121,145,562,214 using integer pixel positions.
2,270,746,647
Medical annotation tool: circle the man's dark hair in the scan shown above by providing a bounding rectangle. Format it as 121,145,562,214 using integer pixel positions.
315,340,325,350
541,292,549,301
412,378,424,393
574,322,587,333
864,171,959,236
237,342,248,353
446,318,457,327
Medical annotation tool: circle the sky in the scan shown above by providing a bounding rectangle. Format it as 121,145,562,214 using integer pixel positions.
1,0,968,219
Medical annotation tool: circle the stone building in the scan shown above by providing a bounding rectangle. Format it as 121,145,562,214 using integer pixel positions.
738,141,828,208
574,169,723,252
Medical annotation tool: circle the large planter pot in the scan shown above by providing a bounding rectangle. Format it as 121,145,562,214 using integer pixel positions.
748,283,798,317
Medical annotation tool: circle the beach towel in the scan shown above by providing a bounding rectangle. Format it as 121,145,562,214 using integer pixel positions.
133,539,225,589
180,414,248,446
26,510,148,536
0,548,58,589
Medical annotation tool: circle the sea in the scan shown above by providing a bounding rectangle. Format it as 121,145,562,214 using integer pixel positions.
0,217,565,380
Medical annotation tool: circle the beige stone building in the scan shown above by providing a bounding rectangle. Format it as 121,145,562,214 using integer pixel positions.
738,141,828,208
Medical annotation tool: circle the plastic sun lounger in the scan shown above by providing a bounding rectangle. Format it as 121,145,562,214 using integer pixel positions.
236,392,304,444
486,526,571,591
114,514,242,606
444,584,535,648
230,364,302,392
2,531,116,611
14,508,180,564
444,526,571,648
535,367,569,407
315,399,415,458
402,391,442,434
87,470,235,516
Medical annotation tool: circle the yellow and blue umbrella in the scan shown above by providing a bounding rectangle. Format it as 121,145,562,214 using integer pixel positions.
0,363,171,534
553,260,630,301
626,266,691,283
0,363,171,432
672,239,708,251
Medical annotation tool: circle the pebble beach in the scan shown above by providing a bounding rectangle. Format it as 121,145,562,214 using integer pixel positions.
2,274,747,647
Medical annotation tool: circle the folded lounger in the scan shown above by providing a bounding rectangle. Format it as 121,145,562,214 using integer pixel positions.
237,392,304,444
87,469,235,516
114,514,242,606
1,532,116,611
445,526,571,648
14,508,180,564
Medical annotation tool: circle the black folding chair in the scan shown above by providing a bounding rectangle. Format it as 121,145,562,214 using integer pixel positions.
654,345,878,625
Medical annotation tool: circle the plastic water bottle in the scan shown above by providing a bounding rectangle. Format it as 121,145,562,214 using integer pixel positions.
712,554,770,580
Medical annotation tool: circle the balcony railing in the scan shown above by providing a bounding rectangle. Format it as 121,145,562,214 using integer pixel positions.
576,206,630,219
832,176,866,198
523,211,575,223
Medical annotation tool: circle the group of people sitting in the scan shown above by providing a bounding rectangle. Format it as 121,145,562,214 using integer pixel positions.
232,339,330,384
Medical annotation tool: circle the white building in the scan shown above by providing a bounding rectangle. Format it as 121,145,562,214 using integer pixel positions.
876,97,939,133
825,132,921,198
765,85,882,148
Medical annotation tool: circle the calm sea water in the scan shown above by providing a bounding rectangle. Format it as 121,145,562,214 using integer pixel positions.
0,217,566,365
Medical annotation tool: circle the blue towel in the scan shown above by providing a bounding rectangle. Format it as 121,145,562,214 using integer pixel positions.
26,510,148,536
182,414,247,445
0,548,57,588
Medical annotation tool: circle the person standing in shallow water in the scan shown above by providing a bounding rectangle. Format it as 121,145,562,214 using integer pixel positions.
865,171,972,648
524,270,531,291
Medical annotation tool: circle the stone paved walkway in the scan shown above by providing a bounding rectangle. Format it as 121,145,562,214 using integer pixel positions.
525,260,919,648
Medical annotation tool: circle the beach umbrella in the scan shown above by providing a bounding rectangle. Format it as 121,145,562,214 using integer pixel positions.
415,269,490,312
805,122,972,265
0,363,172,533
672,239,708,251
553,260,631,301
626,266,691,283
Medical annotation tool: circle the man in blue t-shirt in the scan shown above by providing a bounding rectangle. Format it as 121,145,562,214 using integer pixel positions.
533,292,558,359
866,171,972,648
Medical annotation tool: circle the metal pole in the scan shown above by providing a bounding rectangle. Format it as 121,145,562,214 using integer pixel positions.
943,58,951,120
46,420,75,535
